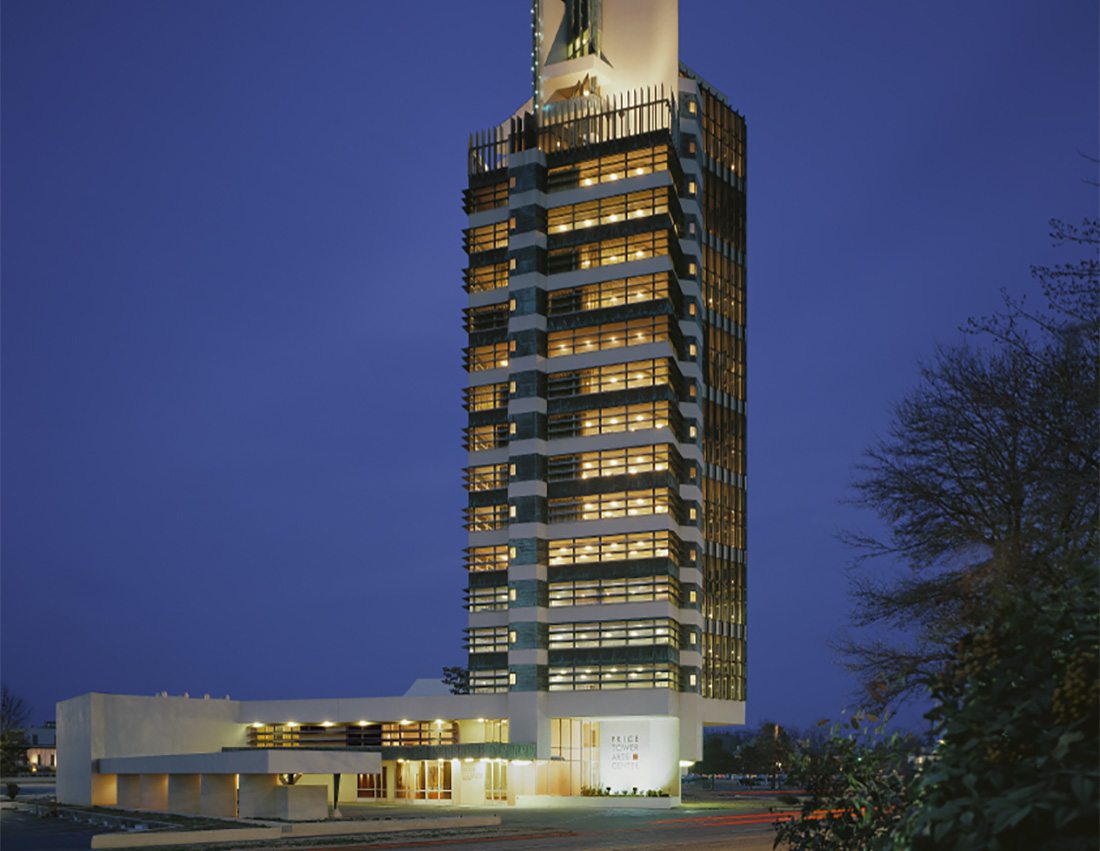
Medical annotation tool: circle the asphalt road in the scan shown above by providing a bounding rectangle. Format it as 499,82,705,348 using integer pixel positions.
0,807,99,851
0,798,787,851
306,803,784,850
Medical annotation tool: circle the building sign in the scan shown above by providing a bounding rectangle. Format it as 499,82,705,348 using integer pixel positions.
596,718,679,796
608,733,642,773
599,721,650,792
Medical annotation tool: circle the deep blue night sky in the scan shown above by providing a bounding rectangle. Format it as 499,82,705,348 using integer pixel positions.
2,1,1096,728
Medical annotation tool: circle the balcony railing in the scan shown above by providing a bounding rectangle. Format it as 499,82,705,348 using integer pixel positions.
468,87,678,175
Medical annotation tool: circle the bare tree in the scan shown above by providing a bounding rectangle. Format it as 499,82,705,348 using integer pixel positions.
842,218,1099,708
0,686,30,777
0,687,28,730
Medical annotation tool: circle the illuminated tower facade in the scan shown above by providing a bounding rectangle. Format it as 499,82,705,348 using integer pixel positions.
463,0,746,775
55,0,749,812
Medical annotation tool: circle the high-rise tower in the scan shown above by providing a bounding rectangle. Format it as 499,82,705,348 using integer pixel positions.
463,0,746,779
57,0,747,810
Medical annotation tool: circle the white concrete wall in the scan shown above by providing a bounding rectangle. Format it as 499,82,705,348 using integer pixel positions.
546,688,679,721
57,693,244,806
452,759,486,806
276,785,328,821
139,774,168,811
57,693,96,806
509,761,537,802
238,774,278,819
508,692,551,759
91,773,117,806
167,774,200,815
116,774,141,810
598,717,678,795
199,774,236,818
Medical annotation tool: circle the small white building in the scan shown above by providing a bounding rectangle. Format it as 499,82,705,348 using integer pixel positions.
57,685,741,816
26,722,57,772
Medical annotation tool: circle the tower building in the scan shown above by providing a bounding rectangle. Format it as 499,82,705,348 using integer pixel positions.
57,0,747,812
463,0,747,776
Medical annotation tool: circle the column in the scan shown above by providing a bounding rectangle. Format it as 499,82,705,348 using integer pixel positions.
116,775,140,810
237,774,278,819
199,774,237,818
139,774,168,811
167,774,200,814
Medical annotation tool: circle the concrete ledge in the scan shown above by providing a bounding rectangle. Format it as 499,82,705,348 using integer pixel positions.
90,815,502,849
92,828,281,849
515,794,680,809
98,749,381,776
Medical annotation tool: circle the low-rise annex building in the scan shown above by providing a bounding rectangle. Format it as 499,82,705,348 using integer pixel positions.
58,684,718,815
58,0,748,816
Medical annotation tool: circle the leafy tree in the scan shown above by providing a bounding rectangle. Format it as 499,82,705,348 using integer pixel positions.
696,733,736,775
892,560,1099,850
842,217,1099,707
778,565,1099,851
777,215,1100,851
773,716,919,850
441,666,469,695
0,686,29,777
739,721,796,781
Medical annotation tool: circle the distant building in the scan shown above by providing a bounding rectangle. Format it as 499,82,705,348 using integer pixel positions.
58,0,747,817
26,722,57,772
